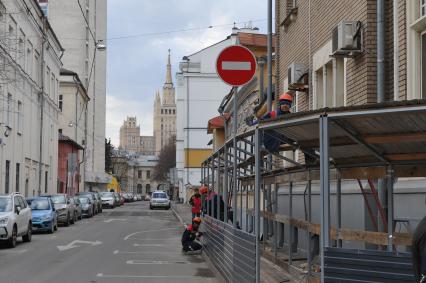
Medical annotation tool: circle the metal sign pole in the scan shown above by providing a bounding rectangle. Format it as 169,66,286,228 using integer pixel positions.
233,86,238,227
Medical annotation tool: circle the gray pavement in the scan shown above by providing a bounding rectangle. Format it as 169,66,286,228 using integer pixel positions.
0,201,217,283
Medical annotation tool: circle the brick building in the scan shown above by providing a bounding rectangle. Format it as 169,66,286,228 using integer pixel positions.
274,0,422,112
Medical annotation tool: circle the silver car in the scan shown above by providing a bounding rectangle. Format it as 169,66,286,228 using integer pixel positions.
50,194,76,226
149,191,171,210
73,197,83,220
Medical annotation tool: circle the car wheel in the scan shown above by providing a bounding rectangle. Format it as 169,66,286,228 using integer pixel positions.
54,220,58,231
166,205,170,210
149,205,153,210
22,223,32,242
8,225,17,248
65,214,70,226
79,213,83,220
48,222,55,234
70,213,75,224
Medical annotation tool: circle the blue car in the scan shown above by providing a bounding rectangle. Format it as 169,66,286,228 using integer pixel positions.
26,197,58,234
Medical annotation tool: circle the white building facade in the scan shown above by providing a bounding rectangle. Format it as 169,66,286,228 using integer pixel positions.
176,35,238,202
42,0,109,191
0,0,63,196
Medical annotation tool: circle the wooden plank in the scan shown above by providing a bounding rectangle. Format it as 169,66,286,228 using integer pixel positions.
257,210,411,246
364,132,426,144
386,152,426,161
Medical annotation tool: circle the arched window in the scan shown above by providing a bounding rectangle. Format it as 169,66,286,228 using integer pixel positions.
146,184,151,195
137,184,142,194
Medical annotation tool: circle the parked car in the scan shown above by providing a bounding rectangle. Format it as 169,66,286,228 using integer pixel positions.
49,194,75,226
112,192,121,206
100,192,115,208
73,197,83,220
144,194,151,201
26,197,57,234
76,192,98,215
78,197,93,218
93,192,103,213
0,192,32,248
149,191,171,210
119,193,125,205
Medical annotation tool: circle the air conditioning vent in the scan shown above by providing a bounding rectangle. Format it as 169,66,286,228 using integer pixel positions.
332,21,362,56
287,63,304,85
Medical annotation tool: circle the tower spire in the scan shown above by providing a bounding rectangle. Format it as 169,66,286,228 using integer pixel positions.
165,49,173,86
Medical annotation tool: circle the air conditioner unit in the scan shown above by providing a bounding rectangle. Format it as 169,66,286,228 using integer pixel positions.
287,63,304,85
332,21,362,56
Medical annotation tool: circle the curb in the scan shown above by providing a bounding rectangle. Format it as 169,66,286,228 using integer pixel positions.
171,204,186,227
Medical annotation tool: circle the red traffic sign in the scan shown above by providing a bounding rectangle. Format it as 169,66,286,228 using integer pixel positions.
216,45,257,86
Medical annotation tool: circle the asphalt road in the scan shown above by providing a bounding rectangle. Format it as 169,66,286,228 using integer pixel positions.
0,201,217,283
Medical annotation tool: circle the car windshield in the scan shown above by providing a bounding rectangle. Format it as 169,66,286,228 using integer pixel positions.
51,195,66,204
0,197,12,212
79,198,89,204
100,192,113,197
152,193,167,199
30,199,50,210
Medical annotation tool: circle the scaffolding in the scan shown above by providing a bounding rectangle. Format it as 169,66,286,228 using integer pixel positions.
201,100,426,282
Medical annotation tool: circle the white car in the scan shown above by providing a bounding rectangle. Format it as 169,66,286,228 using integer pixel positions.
149,191,170,210
0,193,32,248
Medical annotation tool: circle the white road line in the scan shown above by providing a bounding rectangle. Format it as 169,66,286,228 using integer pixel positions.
133,243,176,247
124,227,180,240
96,273,208,279
222,61,251,70
113,250,183,255
126,260,192,265
0,249,27,254
128,237,180,241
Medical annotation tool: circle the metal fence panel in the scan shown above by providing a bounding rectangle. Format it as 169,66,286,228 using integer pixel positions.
203,216,256,283
324,247,415,283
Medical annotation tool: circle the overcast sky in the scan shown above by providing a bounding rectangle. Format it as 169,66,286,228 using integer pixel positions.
106,1,270,146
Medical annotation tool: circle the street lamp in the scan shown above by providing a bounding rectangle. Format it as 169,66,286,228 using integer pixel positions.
96,40,106,51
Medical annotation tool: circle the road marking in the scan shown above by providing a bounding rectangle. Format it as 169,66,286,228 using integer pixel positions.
103,218,126,223
222,61,251,71
0,249,27,254
133,243,177,247
124,227,180,240
126,260,191,265
113,250,183,255
57,240,102,251
128,237,180,241
96,273,208,279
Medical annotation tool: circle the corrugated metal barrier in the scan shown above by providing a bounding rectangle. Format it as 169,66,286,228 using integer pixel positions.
203,215,256,282
324,247,415,283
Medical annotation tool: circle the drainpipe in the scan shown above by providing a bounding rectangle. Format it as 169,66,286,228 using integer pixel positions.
393,0,399,101
38,18,47,196
377,0,387,236
377,0,385,103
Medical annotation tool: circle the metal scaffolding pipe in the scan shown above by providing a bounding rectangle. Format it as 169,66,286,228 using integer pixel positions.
233,87,238,227
254,129,262,283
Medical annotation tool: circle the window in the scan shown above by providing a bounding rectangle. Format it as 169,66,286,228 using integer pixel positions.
6,93,11,127
34,51,40,84
146,170,151,179
422,0,426,17
161,109,163,114
15,163,20,192
313,58,344,109
18,29,25,67
58,129,62,134
173,109,175,114
26,41,33,77
44,171,48,193
5,160,10,194
59,95,63,111
51,75,55,100
422,32,426,98
138,170,142,178
17,101,22,134
45,67,50,96
18,196,26,208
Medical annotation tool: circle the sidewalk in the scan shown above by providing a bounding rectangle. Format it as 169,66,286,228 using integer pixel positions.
172,202,295,283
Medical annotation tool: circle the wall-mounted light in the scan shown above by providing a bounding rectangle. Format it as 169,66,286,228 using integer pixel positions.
96,40,106,51
4,126,11,137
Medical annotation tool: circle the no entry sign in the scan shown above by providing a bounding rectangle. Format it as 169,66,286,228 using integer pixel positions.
216,45,257,86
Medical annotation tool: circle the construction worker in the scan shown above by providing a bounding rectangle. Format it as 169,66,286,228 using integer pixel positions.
245,92,293,126
181,217,203,252
189,189,202,218
413,215,426,282
245,93,293,153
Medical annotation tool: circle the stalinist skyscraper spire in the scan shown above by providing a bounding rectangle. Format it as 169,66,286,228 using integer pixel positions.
153,50,177,155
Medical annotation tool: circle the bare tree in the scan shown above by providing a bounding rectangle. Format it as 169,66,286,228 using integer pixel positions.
153,137,176,181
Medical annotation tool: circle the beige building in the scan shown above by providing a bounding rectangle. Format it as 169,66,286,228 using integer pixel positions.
119,116,155,155
154,51,176,155
43,0,109,191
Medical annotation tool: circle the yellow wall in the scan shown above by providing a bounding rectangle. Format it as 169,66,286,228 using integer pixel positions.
184,149,212,168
